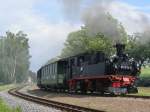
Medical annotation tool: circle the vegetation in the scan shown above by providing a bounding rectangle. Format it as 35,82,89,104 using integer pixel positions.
140,67,150,78
128,87,150,96
60,14,128,58
138,67,150,87
28,70,37,83
0,98,21,112
0,31,30,84
126,34,150,65
60,15,150,66
137,87,150,96
61,30,115,58
0,84,16,91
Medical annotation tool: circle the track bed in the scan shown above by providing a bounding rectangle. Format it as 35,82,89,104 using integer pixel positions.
18,85,150,112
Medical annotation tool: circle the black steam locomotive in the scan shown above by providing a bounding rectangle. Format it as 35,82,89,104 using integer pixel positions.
37,43,140,95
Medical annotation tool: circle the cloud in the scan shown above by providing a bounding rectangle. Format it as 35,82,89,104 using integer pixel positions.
0,0,150,71
0,0,80,71
27,21,80,71
81,1,124,43
108,1,150,34
61,0,150,34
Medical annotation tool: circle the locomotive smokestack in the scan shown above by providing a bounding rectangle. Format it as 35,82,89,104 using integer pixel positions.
115,43,125,57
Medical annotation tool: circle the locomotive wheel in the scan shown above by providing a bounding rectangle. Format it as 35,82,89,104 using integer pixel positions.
99,91,104,96
80,81,87,94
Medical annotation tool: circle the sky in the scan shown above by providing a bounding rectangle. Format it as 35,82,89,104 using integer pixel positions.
0,0,150,72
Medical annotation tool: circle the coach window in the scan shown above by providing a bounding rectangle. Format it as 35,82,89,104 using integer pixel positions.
45,67,46,77
46,66,48,75
43,68,45,78
50,66,52,77
45,67,47,76
49,64,51,75
54,63,56,74
56,63,57,74
78,56,84,66
48,65,50,75
48,66,49,75
46,66,48,76
53,64,54,74
52,64,54,74
47,67,48,74
43,69,45,77
44,68,46,76
53,63,55,74
47,66,49,75
49,65,51,74
53,63,55,75
42,68,44,77
42,69,44,77
45,66,47,76
51,64,53,74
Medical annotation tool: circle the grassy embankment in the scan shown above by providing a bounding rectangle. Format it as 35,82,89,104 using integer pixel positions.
0,84,22,112
0,84,16,91
131,67,150,96
140,67,150,78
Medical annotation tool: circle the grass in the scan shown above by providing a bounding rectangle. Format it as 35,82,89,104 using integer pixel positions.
140,67,150,78
128,87,150,96
137,87,150,96
0,84,16,92
128,67,150,96
0,98,21,112
0,84,22,112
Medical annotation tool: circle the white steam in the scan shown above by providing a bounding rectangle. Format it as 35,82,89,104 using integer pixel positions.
61,0,82,21
61,0,150,43
82,2,124,42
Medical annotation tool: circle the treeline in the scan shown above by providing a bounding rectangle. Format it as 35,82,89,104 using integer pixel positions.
60,15,150,65
0,31,30,84
60,28,150,63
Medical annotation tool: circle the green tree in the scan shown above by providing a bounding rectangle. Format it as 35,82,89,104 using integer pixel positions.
60,13,128,58
126,33,150,65
0,31,30,84
60,27,125,58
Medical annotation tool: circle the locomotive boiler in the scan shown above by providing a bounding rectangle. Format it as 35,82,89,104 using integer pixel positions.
37,43,140,95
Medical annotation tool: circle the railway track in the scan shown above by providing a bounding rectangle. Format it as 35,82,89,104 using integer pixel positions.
39,89,150,99
8,86,105,112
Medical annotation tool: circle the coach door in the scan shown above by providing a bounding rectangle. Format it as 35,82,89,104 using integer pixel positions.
57,61,67,84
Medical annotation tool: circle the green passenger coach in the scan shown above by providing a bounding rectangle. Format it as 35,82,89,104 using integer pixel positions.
37,60,68,89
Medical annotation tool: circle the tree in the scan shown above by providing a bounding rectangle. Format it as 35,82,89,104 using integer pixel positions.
0,31,30,84
60,27,125,58
126,33,150,65
60,13,128,58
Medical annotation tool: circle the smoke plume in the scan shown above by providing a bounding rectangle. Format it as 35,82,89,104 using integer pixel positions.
139,14,150,44
61,0,125,42
61,0,150,43
82,1,124,43
61,0,82,21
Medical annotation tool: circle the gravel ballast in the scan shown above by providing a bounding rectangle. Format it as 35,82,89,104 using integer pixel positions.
23,85,150,112
0,91,61,112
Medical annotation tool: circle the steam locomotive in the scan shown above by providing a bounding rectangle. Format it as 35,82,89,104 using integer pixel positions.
37,43,140,95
